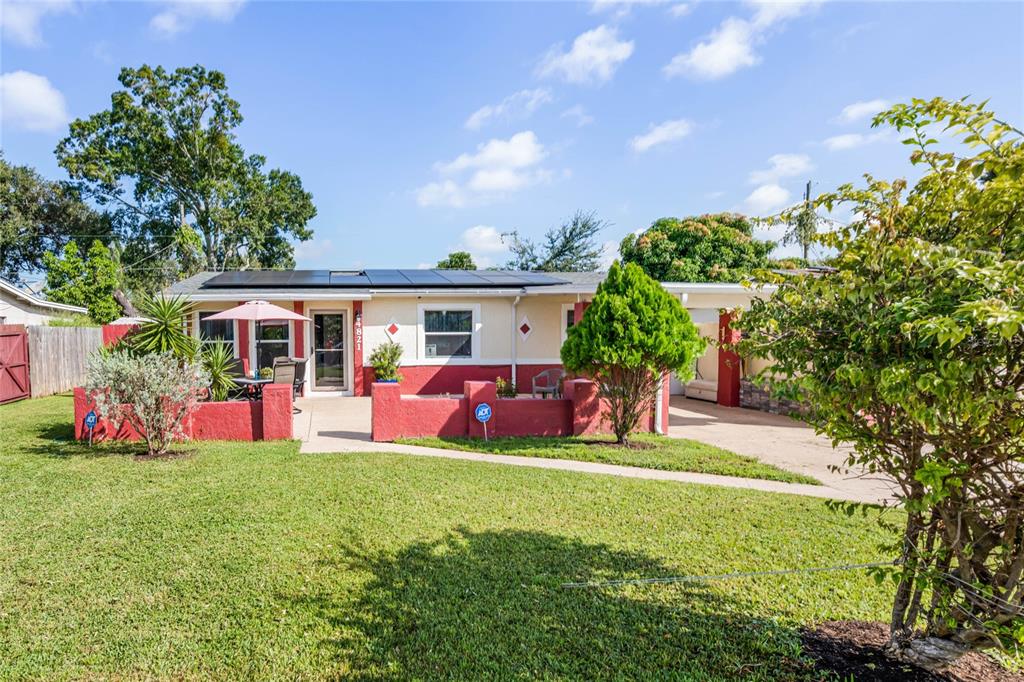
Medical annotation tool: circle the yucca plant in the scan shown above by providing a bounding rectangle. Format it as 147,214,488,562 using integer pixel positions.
201,341,238,402
130,295,199,361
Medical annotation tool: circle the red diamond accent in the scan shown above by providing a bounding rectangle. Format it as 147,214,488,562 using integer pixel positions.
519,323,531,335
387,323,399,335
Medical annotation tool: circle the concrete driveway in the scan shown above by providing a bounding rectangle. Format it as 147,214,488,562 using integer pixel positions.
667,397,897,502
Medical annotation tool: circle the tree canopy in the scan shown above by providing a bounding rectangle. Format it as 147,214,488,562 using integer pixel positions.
55,64,316,284
43,240,121,323
619,213,775,282
0,155,112,284
436,251,476,269
734,97,1024,669
561,262,703,444
504,210,607,272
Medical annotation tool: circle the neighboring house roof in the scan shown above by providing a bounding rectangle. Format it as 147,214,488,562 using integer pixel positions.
0,277,88,315
166,269,769,300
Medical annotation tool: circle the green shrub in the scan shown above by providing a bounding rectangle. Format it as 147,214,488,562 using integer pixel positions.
369,341,403,382
495,376,517,398
201,342,238,402
129,295,198,361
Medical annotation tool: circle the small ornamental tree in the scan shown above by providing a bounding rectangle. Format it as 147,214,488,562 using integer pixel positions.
43,240,122,323
86,350,209,456
561,262,704,444
734,97,1024,670
436,251,476,270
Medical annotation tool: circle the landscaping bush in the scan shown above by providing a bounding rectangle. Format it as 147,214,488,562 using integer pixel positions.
201,341,238,402
86,350,209,456
128,295,199,360
495,376,516,398
734,97,1024,670
561,262,704,444
369,341,403,382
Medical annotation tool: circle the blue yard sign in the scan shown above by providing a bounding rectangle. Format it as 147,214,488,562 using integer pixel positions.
474,402,492,441
84,410,98,446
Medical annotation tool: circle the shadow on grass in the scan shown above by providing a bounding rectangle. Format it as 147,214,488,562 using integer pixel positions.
293,527,811,680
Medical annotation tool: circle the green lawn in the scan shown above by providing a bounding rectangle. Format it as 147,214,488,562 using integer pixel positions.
1,395,894,680
399,432,820,485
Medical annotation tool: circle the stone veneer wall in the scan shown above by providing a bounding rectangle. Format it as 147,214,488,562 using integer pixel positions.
739,379,808,417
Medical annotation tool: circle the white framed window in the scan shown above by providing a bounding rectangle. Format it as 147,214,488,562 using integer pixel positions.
197,311,236,351
560,303,577,343
417,303,480,362
255,320,291,370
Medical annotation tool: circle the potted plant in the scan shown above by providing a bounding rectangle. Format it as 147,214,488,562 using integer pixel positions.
259,367,273,379
369,341,403,383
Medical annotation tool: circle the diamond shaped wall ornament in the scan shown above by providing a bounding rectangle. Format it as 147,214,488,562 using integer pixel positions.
518,316,532,341
385,318,400,338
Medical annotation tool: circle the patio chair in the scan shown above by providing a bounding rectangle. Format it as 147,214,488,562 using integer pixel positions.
532,368,566,399
271,361,303,414
225,358,251,401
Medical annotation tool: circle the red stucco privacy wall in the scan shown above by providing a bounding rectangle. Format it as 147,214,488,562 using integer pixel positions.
371,378,665,442
74,384,293,442
101,324,136,347
361,363,570,397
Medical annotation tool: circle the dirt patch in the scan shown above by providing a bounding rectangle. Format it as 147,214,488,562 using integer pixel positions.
134,448,196,461
581,439,656,451
801,620,1021,682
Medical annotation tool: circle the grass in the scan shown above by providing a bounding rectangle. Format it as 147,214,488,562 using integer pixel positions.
0,394,897,680
398,432,821,485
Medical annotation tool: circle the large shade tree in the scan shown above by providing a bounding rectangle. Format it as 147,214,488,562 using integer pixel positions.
55,65,316,282
620,213,775,282
504,210,607,272
0,155,112,284
734,97,1024,670
561,262,704,444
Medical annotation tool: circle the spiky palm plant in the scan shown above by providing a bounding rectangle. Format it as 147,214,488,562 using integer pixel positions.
130,295,199,361
201,340,238,402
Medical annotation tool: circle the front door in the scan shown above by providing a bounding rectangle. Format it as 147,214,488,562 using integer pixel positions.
313,312,346,391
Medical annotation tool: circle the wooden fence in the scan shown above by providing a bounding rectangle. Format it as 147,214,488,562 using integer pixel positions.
27,326,102,398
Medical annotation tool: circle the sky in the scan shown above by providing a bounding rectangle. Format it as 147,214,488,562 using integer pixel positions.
2,0,1022,272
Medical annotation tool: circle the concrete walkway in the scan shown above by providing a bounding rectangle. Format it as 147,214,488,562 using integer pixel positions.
294,396,891,504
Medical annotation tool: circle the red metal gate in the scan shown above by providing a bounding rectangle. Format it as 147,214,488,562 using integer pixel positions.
0,325,31,404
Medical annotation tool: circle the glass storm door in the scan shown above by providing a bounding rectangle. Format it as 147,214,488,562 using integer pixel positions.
313,313,346,390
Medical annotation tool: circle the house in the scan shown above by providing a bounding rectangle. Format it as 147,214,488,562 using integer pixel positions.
166,269,771,402
0,277,88,325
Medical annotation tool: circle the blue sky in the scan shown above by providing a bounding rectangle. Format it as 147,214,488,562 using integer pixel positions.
2,1,1022,271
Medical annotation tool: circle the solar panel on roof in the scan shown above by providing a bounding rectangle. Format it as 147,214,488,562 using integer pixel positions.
400,269,450,286
434,270,485,285
365,270,412,286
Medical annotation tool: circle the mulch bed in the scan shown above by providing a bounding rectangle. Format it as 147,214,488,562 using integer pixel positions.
801,620,1021,682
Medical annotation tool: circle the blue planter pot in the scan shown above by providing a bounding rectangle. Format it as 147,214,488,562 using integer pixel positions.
378,379,399,384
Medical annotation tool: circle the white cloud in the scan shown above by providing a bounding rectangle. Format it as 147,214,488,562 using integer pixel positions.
591,0,668,19
598,239,619,269
464,88,551,131
823,131,889,151
668,3,693,18
417,131,553,207
0,0,74,47
630,118,693,152
537,25,634,85
748,153,813,184
461,225,506,254
663,17,759,80
740,183,792,215
664,1,817,80
0,71,69,132
561,105,595,128
837,98,891,124
150,0,246,37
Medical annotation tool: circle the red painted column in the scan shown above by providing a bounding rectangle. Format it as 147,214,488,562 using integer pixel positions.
371,382,401,441
573,300,590,325
464,380,497,439
717,311,742,407
293,300,306,396
353,301,365,396
261,384,293,440
237,301,251,373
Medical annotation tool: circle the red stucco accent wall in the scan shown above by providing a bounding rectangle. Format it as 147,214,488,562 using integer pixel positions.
366,364,514,396
237,301,251,367
717,311,742,407
74,384,292,442
293,301,306,396
353,301,365,396
101,324,136,347
371,378,658,442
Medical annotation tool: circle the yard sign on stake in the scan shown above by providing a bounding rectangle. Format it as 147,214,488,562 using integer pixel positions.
84,410,98,446
474,402,492,441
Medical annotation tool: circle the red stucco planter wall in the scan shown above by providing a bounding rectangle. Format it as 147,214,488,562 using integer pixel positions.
74,384,293,442
371,378,666,442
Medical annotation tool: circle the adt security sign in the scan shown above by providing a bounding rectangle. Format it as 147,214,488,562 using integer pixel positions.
84,410,98,446
474,402,493,440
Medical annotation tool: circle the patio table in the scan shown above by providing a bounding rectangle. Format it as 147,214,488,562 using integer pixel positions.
234,377,272,400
